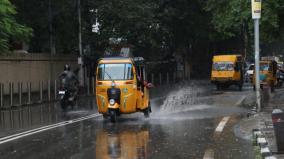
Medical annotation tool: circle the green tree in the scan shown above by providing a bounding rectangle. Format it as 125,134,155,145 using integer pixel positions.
13,0,78,53
85,0,161,55
205,0,284,57
0,0,32,52
85,0,210,59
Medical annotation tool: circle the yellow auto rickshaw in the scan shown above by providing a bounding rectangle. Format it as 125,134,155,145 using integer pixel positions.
211,55,244,91
96,57,152,122
253,59,277,92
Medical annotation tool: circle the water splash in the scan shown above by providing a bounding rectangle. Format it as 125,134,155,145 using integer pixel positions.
157,81,212,114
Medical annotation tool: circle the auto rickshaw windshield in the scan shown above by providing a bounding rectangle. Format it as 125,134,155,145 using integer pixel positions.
260,63,271,71
98,63,134,80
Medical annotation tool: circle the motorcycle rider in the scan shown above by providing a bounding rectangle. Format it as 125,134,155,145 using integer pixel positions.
59,65,79,96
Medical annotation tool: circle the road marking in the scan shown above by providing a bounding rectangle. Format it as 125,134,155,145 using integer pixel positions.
203,116,230,159
215,116,230,133
235,96,246,106
203,148,214,159
0,113,101,145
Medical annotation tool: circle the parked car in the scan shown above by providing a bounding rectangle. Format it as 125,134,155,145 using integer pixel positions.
245,64,254,83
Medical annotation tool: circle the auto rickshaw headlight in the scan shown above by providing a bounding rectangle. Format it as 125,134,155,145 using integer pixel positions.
109,99,115,105
111,81,115,87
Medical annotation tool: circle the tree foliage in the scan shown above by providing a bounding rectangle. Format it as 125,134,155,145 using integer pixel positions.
12,0,78,53
0,0,32,52
206,0,284,43
85,0,210,58
10,0,284,57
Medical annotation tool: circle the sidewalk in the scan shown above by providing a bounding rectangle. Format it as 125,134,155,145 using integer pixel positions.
238,87,284,158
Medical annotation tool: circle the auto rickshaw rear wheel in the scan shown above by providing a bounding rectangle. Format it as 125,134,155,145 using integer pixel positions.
216,84,221,91
238,83,243,91
102,114,108,119
271,85,275,92
109,109,117,123
143,108,150,118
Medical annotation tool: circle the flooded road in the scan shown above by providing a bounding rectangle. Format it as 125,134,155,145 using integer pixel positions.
0,82,255,159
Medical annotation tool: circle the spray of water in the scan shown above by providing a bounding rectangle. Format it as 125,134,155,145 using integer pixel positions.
156,81,212,115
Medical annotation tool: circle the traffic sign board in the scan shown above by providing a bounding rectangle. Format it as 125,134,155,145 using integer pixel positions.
251,0,262,19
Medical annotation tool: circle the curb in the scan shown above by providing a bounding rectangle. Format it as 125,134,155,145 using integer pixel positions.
253,129,277,159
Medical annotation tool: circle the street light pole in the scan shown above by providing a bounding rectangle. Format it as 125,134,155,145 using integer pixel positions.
78,0,84,87
254,19,261,111
251,0,262,112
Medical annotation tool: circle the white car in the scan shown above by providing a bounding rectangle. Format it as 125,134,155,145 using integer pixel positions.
245,64,254,83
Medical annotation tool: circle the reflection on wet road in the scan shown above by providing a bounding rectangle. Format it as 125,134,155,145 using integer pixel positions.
0,97,96,137
96,126,149,159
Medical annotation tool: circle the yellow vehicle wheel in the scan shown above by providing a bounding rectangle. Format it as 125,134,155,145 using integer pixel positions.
216,84,221,91
103,114,108,119
110,109,117,123
271,85,275,92
143,108,150,118
238,83,243,91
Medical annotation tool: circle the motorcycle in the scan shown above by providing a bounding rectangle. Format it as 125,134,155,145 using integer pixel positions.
58,87,76,111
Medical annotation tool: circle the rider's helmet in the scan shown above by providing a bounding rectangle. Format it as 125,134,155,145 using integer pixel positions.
64,64,71,71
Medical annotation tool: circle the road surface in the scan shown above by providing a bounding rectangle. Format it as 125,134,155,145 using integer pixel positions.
0,82,255,159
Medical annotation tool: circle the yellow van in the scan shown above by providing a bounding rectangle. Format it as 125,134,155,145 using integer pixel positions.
211,55,244,90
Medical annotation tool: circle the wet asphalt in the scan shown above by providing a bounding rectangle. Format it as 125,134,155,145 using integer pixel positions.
0,83,255,159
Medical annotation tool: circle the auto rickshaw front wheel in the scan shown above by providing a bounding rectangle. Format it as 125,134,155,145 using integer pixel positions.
109,109,117,123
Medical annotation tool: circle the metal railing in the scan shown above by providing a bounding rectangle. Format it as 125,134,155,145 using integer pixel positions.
148,72,182,86
0,78,96,109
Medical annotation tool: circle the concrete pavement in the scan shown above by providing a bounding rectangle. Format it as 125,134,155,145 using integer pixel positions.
237,87,284,158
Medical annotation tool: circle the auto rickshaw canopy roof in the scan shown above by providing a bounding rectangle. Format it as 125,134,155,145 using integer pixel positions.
98,57,133,64
98,57,146,66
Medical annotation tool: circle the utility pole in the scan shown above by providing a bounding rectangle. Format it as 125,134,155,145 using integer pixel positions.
78,0,84,86
254,19,261,111
251,0,262,111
